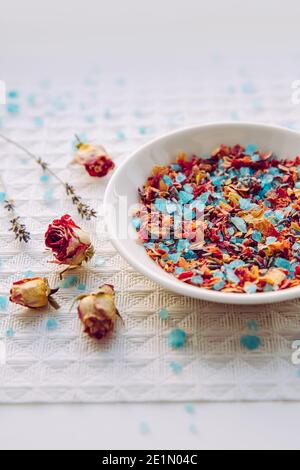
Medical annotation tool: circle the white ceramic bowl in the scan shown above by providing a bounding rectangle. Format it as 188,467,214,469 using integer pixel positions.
104,122,300,304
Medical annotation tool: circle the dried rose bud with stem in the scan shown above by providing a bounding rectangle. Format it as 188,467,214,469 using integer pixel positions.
73,135,115,178
73,284,122,340
45,214,95,278
10,277,60,310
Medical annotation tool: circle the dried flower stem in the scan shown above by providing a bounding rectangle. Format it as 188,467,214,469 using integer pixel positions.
0,174,31,243
0,133,97,220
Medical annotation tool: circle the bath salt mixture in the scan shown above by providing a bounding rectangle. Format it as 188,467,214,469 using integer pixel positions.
134,144,300,293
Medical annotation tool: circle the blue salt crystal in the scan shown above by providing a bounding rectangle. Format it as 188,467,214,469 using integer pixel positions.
77,283,86,292
175,173,186,184
240,167,251,177
213,280,225,290
212,270,225,279
159,308,169,320
274,210,285,221
228,260,246,269
40,173,50,183
132,217,141,229
0,296,7,310
7,90,19,99
183,208,195,221
247,320,258,330
178,191,194,204
163,175,173,186
189,424,198,435
240,335,261,350
155,198,168,213
0,192,6,202
116,130,126,141
231,237,244,244
183,184,193,194
167,253,181,263
185,403,196,414
177,239,190,252
60,275,78,288
175,267,185,275
259,184,272,197
266,236,277,245
245,144,258,155
231,217,247,234
6,103,19,115
245,284,257,294
226,268,240,284
159,243,170,253
24,270,35,278
168,329,187,349
192,275,203,285
144,242,155,249
139,422,150,435
261,174,274,186
43,188,54,205
190,200,205,212
274,258,292,271
239,198,252,210
46,318,58,330
211,176,223,186
184,251,198,260
198,192,210,204
34,117,44,127
170,361,183,374
5,328,15,338
264,210,274,219
269,167,280,176
171,164,181,171
138,126,149,135
252,231,262,243
166,201,178,214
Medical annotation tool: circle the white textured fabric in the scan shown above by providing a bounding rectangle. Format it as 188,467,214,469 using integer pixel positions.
1,68,300,402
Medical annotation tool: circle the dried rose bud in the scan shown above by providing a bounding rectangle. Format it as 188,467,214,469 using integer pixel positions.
74,141,115,178
76,284,119,340
10,277,59,309
45,214,94,266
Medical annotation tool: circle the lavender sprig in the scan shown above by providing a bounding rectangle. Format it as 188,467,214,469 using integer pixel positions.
9,216,31,243
0,134,97,220
65,184,97,219
0,184,31,243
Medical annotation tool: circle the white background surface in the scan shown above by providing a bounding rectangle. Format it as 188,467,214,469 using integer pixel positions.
1,0,300,75
0,403,300,450
1,0,300,450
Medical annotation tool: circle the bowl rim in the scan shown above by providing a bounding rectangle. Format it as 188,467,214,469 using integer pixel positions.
104,121,300,305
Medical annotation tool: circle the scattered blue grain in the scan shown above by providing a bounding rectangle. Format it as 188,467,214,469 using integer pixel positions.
168,329,187,349
170,361,183,374
240,335,261,350
46,318,58,330
0,296,7,311
159,308,169,320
